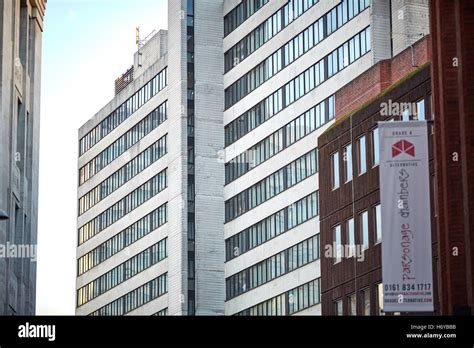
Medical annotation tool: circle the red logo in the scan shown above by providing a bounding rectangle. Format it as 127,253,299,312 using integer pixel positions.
392,140,415,158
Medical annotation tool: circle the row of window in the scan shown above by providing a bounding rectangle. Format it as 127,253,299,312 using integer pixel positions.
225,26,371,146
287,277,320,315
78,135,167,217
326,0,369,36
78,203,168,276
327,26,371,78
224,0,319,72
80,68,168,156
226,235,320,300
333,205,382,263
225,96,333,184
89,273,167,316
78,169,167,246
153,308,168,316
226,191,319,261
77,238,167,307
331,127,378,190
79,101,167,187
334,283,384,316
224,0,268,36
236,278,321,316
225,149,318,222
225,0,369,108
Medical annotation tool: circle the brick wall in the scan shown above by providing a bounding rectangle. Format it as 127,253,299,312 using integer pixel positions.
430,0,474,315
335,35,430,119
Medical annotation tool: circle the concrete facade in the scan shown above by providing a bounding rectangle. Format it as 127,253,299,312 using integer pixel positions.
0,0,46,315
223,0,365,316
76,0,224,316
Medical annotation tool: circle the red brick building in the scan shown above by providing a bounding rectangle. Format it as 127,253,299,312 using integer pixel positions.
430,0,474,315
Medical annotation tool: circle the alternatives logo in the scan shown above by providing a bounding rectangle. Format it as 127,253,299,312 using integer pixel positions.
392,139,415,158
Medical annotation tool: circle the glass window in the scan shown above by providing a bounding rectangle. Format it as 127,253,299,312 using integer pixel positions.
331,8,337,33
335,299,343,315
374,204,382,243
331,152,340,189
284,43,290,66
354,0,360,17
334,225,342,263
376,283,384,316
372,128,379,167
343,42,349,67
342,0,348,23
338,46,344,71
402,107,410,121
417,99,426,120
360,211,369,249
328,52,334,77
354,34,360,60
346,218,355,257
358,136,367,175
328,96,335,120
362,288,370,315
332,51,338,75
361,29,367,54
365,26,371,51
349,38,355,63
343,144,353,182
348,293,357,315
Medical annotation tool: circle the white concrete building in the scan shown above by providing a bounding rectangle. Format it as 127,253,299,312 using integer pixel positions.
76,0,225,316
76,0,428,316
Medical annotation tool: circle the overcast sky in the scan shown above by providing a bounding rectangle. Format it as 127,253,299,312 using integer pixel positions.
36,0,168,315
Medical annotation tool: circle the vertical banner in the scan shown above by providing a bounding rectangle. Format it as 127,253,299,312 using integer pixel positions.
379,121,433,312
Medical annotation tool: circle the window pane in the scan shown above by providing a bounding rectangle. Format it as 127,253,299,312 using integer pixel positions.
372,128,379,166
347,218,355,257
374,204,382,243
417,99,426,120
362,288,370,315
349,293,357,315
358,136,367,174
344,144,353,182
331,152,340,189
361,211,369,249
335,299,343,315
334,225,341,263
377,283,384,316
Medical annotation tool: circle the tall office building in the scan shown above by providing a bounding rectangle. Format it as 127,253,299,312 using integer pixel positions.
76,0,225,316
0,0,47,315
76,0,429,316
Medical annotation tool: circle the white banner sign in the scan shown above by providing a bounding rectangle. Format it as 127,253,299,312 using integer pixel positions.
379,121,434,312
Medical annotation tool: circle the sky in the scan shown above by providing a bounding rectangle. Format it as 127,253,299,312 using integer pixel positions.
37,0,168,315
